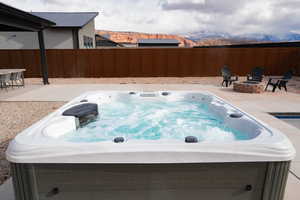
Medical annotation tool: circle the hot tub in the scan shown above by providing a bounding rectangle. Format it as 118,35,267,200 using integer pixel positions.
6,91,295,200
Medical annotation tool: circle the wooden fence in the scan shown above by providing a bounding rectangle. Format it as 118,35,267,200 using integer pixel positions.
0,47,299,78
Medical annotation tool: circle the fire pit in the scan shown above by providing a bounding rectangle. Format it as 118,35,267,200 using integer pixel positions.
233,81,264,93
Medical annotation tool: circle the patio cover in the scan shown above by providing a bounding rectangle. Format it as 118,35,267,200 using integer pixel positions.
0,2,56,84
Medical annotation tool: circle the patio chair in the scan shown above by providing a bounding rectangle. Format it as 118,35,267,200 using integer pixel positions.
0,73,12,91
265,71,293,92
221,65,238,87
10,71,24,87
247,67,264,82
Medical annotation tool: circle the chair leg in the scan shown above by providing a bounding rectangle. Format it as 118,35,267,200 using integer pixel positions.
265,79,272,91
21,72,25,87
265,84,269,91
272,85,277,92
222,80,225,86
278,85,282,90
11,81,14,89
226,81,229,87
14,80,19,88
4,82,8,92
283,83,287,92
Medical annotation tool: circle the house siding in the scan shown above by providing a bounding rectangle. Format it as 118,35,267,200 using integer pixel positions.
43,29,74,49
0,29,74,49
0,32,39,49
78,20,96,49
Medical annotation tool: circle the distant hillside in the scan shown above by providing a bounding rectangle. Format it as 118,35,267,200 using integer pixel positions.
186,30,300,44
96,30,300,47
194,38,264,46
97,30,196,47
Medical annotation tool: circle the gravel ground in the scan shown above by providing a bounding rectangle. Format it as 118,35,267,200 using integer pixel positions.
0,102,65,185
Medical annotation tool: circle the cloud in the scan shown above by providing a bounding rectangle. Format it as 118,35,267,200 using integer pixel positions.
160,0,300,36
161,0,244,14
42,0,65,6
2,0,300,37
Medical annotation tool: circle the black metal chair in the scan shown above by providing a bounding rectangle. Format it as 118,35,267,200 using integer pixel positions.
0,73,12,91
221,65,238,87
247,67,264,82
265,71,293,92
10,71,25,87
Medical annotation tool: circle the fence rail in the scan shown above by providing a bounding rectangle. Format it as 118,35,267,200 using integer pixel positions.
0,48,299,78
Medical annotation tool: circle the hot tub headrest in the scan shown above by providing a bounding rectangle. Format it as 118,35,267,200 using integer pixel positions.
62,103,98,118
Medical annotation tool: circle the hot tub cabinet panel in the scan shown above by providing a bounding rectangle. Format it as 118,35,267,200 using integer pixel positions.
11,162,290,200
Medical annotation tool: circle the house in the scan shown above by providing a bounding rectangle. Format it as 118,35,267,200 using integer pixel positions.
121,43,138,48
0,12,98,49
137,39,180,48
95,34,124,48
0,2,56,84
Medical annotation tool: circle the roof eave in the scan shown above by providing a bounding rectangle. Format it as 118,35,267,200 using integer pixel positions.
80,12,99,28
0,3,56,28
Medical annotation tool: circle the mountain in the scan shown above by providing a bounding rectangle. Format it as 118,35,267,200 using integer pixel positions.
97,30,197,47
185,31,300,43
184,30,232,41
96,30,300,48
194,38,261,46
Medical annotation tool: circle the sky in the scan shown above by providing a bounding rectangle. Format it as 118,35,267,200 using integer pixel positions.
2,0,300,36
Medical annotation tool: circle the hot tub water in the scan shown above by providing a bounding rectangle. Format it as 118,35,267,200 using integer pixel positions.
63,96,249,143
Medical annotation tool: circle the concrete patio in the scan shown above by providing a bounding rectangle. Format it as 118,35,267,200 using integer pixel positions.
0,80,300,200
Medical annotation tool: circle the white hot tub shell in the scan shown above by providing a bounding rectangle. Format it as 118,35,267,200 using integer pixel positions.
6,91,296,200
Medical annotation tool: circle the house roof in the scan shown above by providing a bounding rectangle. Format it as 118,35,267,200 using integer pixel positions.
0,2,55,31
95,34,124,47
31,12,98,28
138,39,180,44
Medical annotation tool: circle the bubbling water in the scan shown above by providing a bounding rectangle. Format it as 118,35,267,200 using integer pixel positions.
63,97,248,143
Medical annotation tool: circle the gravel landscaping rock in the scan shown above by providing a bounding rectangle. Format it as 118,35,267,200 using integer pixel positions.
0,102,65,185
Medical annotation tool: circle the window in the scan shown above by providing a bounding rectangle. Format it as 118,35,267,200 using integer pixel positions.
83,36,93,48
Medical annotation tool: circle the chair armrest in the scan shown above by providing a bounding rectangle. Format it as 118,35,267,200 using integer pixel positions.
269,77,281,80
279,78,290,82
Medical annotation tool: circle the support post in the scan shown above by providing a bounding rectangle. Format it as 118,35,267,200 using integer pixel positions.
38,30,49,85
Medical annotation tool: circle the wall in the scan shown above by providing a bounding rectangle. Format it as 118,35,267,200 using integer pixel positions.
0,32,39,49
0,47,299,78
43,29,74,49
78,20,96,49
0,29,74,49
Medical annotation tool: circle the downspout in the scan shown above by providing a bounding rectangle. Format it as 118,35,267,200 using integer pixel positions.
72,28,79,49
